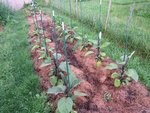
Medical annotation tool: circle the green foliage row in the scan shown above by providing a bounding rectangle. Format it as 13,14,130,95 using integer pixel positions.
0,3,14,25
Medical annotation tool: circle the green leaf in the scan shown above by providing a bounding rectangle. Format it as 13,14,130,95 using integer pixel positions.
59,61,70,73
38,51,46,59
58,97,73,113
96,61,102,67
46,38,51,42
57,79,64,85
70,38,74,43
101,42,110,49
65,34,71,40
50,76,58,86
53,53,62,60
88,39,97,45
48,48,54,52
74,91,87,97
125,69,139,82
84,51,94,56
31,44,40,51
71,110,77,113
40,57,51,68
128,51,135,59
120,55,128,61
114,79,121,87
75,36,82,40
100,52,106,57
111,72,120,78
105,63,118,70
47,85,66,95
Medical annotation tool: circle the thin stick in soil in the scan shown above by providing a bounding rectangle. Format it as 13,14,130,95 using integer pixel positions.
62,17,71,95
31,0,41,42
52,9,59,76
40,10,49,57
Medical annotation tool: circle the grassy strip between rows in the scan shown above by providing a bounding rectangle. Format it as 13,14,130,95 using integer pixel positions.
41,6,150,90
0,10,50,113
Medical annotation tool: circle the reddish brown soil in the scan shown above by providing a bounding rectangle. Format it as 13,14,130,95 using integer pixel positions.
27,13,150,113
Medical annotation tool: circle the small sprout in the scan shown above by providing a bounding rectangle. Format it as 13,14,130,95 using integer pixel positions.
50,76,58,86
96,61,102,67
111,72,120,79
114,79,121,87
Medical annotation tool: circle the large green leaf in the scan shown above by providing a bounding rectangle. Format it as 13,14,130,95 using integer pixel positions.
47,85,66,95
58,97,73,113
105,63,118,70
114,79,121,87
125,69,139,82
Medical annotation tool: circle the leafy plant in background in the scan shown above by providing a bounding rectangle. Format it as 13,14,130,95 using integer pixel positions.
106,51,139,87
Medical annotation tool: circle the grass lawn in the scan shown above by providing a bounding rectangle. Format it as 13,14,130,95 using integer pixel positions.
51,0,150,58
0,10,49,113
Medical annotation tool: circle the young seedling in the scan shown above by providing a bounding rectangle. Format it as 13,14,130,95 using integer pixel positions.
96,32,110,67
106,51,139,87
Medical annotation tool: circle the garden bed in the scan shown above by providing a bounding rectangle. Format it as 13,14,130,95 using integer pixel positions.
27,13,150,113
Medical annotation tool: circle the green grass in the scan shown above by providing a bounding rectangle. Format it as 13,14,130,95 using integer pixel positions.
0,10,49,113
51,0,150,58
40,5,150,90
0,3,14,25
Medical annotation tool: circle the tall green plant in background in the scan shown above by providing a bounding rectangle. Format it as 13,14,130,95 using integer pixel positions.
0,3,14,25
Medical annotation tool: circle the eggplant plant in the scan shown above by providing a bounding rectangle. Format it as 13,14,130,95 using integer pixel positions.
95,32,110,67
105,51,139,87
47,61,86,113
